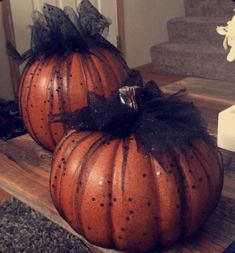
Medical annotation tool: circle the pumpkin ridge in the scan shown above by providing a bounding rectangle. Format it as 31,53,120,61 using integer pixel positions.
121,138,130,194
48,58,66,147
170,149,191,240
148,156,161,247
72,134,109,236
50,130,77,214
89,52,109,98
101,50,127,86
84,54,103,95
64,54,74,113
88,53,105,96
95,50,121,89
47,58,62,147
23,58,46,144
60,132,96,217
19,62,36,138
189,143,222,215
109,139,123,248
79,55,89,98
181,145,208,235
51,131,94,215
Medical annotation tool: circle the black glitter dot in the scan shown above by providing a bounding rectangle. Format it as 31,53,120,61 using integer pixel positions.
130,211,134,214
118,236,122,240
176,204,180,209
192,185,196,189
92,198,95,201
142,174,147,177
128,198,132,202
199,178,203,181
126,217,130,221
142,233,147,236
88,227,91,230
121,228,125,231
147,202,151,206
100,203,104,207
113,198,117,202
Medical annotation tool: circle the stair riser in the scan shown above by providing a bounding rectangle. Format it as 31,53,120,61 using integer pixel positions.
151,46,235,82
184,0,235,17
168,20,225,45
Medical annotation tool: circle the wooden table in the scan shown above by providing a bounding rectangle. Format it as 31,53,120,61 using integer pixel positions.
0,77,235,253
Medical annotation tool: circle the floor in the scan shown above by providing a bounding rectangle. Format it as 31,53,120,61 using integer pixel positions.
135,63,187,86
0,64,186,203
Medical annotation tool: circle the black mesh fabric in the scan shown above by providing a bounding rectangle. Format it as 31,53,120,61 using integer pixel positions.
51,78,213,159
7,0,122,64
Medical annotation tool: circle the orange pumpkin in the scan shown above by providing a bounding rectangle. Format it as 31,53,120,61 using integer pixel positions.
19,49,127,151
50,130,223,252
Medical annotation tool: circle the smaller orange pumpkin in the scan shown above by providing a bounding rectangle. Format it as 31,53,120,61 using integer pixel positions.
50,83,223,252
8,1,128,151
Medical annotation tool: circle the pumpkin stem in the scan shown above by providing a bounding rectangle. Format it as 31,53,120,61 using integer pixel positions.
118,86,141,110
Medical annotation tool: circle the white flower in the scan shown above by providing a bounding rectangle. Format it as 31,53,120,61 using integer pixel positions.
216,13,235,62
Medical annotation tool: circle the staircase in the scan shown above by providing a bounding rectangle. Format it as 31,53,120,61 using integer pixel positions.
151,0,235,82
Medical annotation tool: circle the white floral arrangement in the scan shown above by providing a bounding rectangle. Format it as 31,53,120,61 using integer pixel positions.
217,13,235,62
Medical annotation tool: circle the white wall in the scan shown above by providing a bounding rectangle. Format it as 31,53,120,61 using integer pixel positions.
124,0,185,68
0,3,14,100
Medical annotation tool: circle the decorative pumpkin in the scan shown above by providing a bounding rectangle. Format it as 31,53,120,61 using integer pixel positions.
19,49,127,151
8,1,128,151
50,81,223,252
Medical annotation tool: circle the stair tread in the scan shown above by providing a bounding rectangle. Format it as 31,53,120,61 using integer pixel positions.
169,16,229,25
152,41,227,54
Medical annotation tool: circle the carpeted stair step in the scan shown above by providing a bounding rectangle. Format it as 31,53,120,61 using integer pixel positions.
184,0,235,17
151,41,235,82
168,17,227,46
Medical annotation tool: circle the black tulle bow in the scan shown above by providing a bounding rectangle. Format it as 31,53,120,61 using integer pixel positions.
7,0,120,64
51,80,210,156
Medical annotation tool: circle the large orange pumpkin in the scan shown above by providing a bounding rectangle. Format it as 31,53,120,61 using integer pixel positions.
50,130,223,252
19,49,127,151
